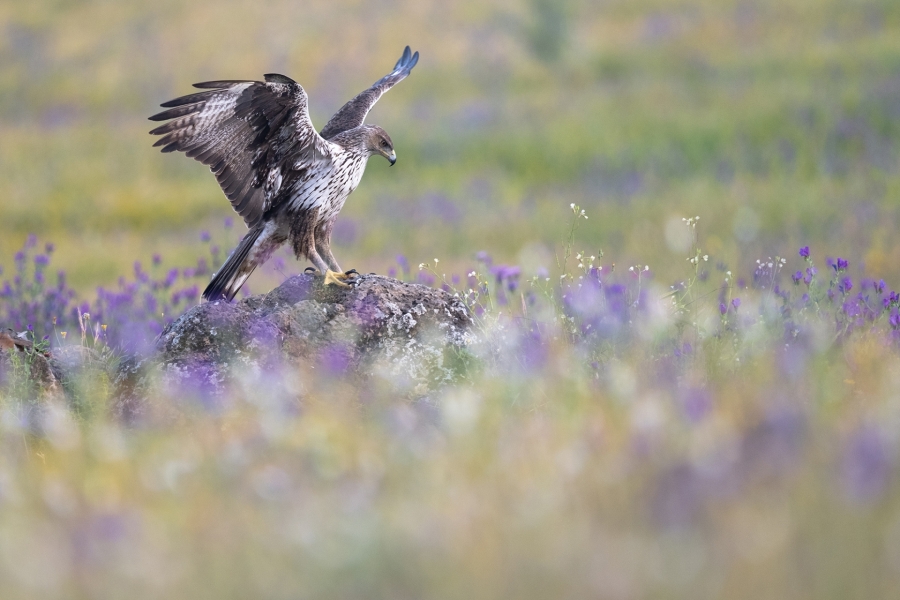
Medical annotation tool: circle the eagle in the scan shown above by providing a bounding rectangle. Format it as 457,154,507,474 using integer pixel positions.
150,46,419,301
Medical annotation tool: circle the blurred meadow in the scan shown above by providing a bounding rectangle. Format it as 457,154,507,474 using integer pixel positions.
4,0,900,598
3,0,900,290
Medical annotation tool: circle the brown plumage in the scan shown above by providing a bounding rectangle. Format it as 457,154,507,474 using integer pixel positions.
150,46,419,301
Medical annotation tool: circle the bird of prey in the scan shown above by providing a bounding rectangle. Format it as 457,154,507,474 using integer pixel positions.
150,46,419,301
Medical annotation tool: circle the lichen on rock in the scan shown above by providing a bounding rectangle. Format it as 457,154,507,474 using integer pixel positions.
150,273,475,395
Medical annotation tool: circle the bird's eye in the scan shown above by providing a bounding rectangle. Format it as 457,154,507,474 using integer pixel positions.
380,140,389,148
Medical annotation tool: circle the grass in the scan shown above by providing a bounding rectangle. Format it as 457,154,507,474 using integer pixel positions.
3,0,900,597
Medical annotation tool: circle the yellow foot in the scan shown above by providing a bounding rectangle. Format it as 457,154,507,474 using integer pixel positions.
323,269,359,287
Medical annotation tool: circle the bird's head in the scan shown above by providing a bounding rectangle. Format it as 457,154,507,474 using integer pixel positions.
364,126,396,166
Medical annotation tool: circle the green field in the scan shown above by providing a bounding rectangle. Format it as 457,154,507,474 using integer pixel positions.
3,0,900,290
3,0,900,598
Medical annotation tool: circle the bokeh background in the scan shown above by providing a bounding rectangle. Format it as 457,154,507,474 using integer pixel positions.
5,2,900,599
3,0,899,293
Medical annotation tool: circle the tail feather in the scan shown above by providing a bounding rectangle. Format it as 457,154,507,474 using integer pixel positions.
203,226,264,302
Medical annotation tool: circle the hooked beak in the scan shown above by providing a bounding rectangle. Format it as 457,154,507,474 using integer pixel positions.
388,152,397,166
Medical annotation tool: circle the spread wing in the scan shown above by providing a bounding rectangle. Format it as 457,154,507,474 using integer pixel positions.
319,46,419,140
149,75,333,228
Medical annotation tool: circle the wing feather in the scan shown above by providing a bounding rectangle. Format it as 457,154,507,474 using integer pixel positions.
149,76,334,227
319,46,419,140
157,89,222,109
148,104,203,122
191,80,256,89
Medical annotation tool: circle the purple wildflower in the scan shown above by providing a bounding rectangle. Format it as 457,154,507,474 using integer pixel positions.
675,342,693,357
731,298,741,311
490,264,522,292
803,266,816,286
200,231,211,243
396,255,410,274
133,261,150,283
164,269,179,287
799,246,809,258
839,276,853,294
791,270,802,284
842,299,860,319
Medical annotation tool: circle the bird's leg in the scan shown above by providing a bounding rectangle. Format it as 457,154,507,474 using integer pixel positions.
291,207,350,287
302,248,345,287
307,241,352,288
314,222,359,286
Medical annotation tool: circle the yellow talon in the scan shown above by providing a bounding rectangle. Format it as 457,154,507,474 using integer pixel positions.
323,269,352,287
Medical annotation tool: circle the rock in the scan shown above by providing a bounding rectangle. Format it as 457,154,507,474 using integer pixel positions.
0,344,106,402
49,345,103,378
148,273,474,395
0,343,113,439
0,346,60,398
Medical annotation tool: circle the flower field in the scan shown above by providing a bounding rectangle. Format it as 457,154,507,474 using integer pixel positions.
2,0,900,598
